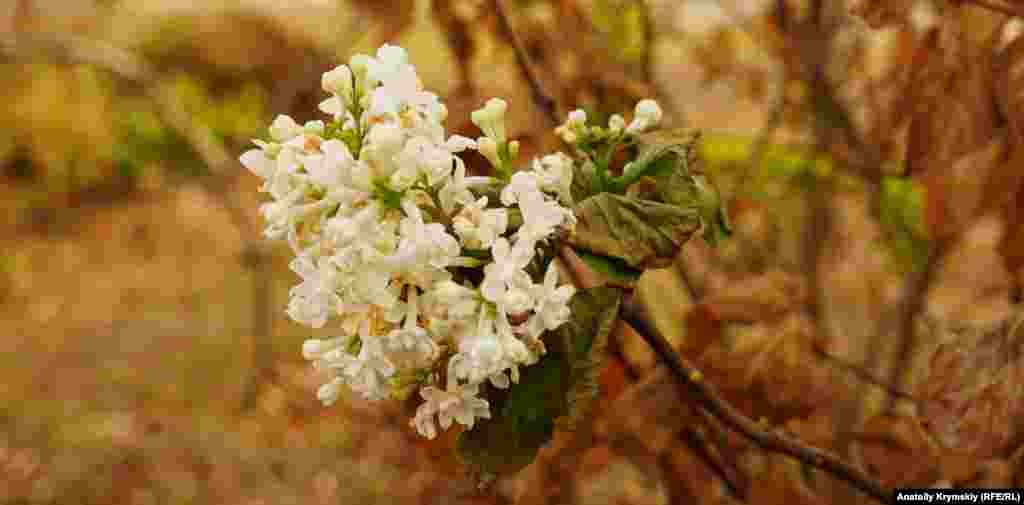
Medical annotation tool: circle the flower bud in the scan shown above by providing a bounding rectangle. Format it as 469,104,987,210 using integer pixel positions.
609,114,626,134
471,98,509,142
322,64,354,98
627,99,663,134
508,140,520,161
477,137,501,169
269,115,303,141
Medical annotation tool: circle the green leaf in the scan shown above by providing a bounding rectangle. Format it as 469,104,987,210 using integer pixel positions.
879,176,931,272
569,193,702,269
616,128,700,190
571,159,604,203
555,286,622,429
615,130,732,247
577,251,643,288
457,286,623,475
457,353,570,475
690,174,732,247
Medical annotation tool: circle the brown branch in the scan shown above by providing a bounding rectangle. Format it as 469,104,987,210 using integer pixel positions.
491,0,561,127
966,0,1024,18
680,425,747,500
618,295,889,503
881,238,949,413
558,245,889,504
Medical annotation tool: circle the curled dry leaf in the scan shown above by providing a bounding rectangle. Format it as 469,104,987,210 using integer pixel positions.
995,35,1024,278
906,9,1002,237
699,270,806,323
857,414,942,488
697,314,839,422
916,313,1024,458
569,193,702,269
919,135,1011,239
927,215,1014,326
846,0,916,29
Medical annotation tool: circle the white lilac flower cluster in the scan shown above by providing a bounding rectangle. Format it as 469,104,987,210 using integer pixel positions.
239,44,580,440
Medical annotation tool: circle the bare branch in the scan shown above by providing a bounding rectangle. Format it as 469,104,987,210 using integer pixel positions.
558,246,889,503
966,0,1024,18
618,295,889,503
491,0,561,127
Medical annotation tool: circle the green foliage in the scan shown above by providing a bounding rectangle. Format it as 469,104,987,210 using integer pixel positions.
555,286,622,429
114,103,203,179
457,352,570,475
879,176,931,272
577,251,643,288
615,130,732,246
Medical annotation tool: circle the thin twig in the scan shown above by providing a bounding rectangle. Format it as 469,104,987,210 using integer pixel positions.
966,0,1024,18
557,246,889,503
491,0,561,127
881,238,949,414
618,295,889,503
680,425,747,500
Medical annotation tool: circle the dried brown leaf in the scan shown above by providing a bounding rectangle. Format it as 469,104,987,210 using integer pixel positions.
846,0,916,29
916,313,1024,458
701,270,807,323
996,35,1024,140
857,414,942,488
697,314,838,422
906,12,1001,239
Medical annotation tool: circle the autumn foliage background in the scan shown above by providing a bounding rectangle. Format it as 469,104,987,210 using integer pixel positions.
2,0,1024,503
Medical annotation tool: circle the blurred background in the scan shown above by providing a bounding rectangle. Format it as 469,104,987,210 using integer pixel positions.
1,0,1023,503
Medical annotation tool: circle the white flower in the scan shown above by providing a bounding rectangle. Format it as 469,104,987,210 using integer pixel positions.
322,64,354,101
449,307,533,385
423,280,481,321
318,96,346,121
328,319,396,401
627,99,662,134
438,159,494,214
303,336,350,362
269,114,304,142
444,135,477,153
525,261,575,338
453,196,508,250
471,98,508,142
369,64,434,119
481,238,535,304
384,200,460,288
515,190,575,244
317,377,346,406
240,148,274,179
360,122,406,183
555,108,588,143
531,152,574,205
302,139,355,188
412,382,490,439
382,288,438,368
500,171,541,206
286,253,341,328
304,120,326,136
367,43,410,85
